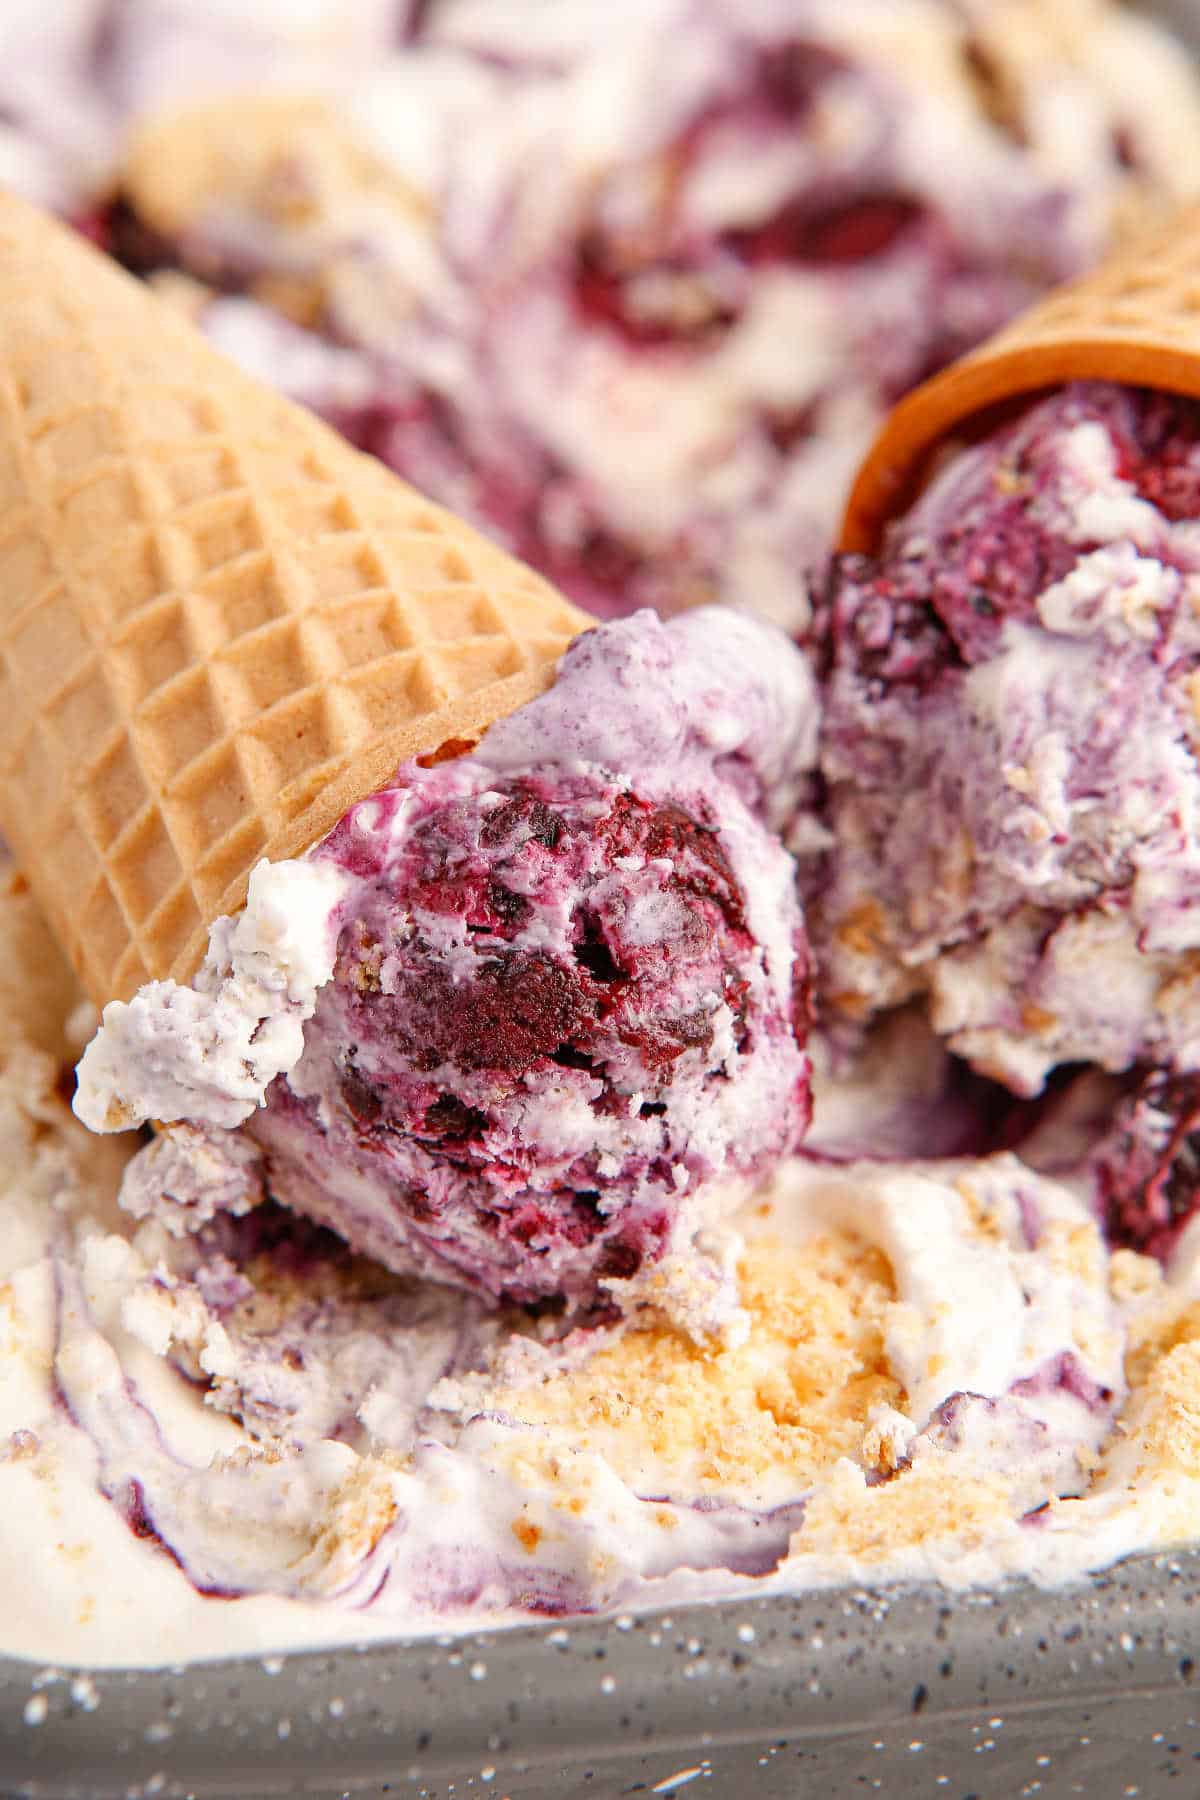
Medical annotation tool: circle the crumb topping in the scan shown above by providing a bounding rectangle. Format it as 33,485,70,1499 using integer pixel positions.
491,1234,902,1497
796,1458,1015,1561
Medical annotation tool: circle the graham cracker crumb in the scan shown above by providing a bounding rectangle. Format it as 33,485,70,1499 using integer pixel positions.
1109,1248,1164,1306
511,1515,541,1554
492,1235,903,1497
1042,1217,1106,1288
1124,1297,1200,1395
302,1462,398,1590
954,1176,1005,1245
1125,1340,1200,1477
1156,954,1200,1017
827,990,873,1020
835,899,888,958
798,1457,1014,1561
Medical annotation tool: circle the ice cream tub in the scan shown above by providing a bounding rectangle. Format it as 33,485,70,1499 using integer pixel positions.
6,7,1200,1799
3,1549,1200,1798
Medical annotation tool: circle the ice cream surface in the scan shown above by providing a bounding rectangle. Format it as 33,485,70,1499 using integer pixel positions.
10,980,1200,1667
6,0,1200,1685
13,0,1200,632
77,608,817,1318
1,729,1200,1667
812,380,1200,1094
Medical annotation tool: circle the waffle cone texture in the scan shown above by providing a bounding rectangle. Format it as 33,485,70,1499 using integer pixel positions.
842,200,1200,553
0,191,591,1006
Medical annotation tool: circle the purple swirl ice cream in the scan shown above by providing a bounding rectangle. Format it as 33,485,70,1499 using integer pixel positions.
66,0,1200,632
76,607,818,1320
10,0,1200,1683
1083,1069,1200,1261
811,380,1200,1095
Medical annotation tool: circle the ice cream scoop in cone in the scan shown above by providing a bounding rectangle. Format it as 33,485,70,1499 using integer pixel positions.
821,195,1200,1101
0,191,591,1008
842,199,1200,553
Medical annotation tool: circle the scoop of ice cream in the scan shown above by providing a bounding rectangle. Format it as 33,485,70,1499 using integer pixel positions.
78,608,817,1316
810,380,1200,1095
251,768,810,1307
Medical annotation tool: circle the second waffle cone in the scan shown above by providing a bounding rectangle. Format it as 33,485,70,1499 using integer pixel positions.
0,192,592,1007
842,200,1200,554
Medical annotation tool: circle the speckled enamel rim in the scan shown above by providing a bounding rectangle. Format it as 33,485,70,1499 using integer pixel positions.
4,1548,1200,1799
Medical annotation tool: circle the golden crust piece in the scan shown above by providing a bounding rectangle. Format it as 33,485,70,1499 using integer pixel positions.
122,94,437,339
490,1236,902,1500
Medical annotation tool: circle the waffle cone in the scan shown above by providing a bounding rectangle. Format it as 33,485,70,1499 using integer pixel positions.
0,191,592,1007
841,200,1200,553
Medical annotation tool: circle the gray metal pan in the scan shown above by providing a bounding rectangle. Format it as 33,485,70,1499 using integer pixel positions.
3,1548,1200,1798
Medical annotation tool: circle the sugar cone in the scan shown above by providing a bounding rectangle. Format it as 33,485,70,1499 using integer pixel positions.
0,191,592,1007
841,200,1200,554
